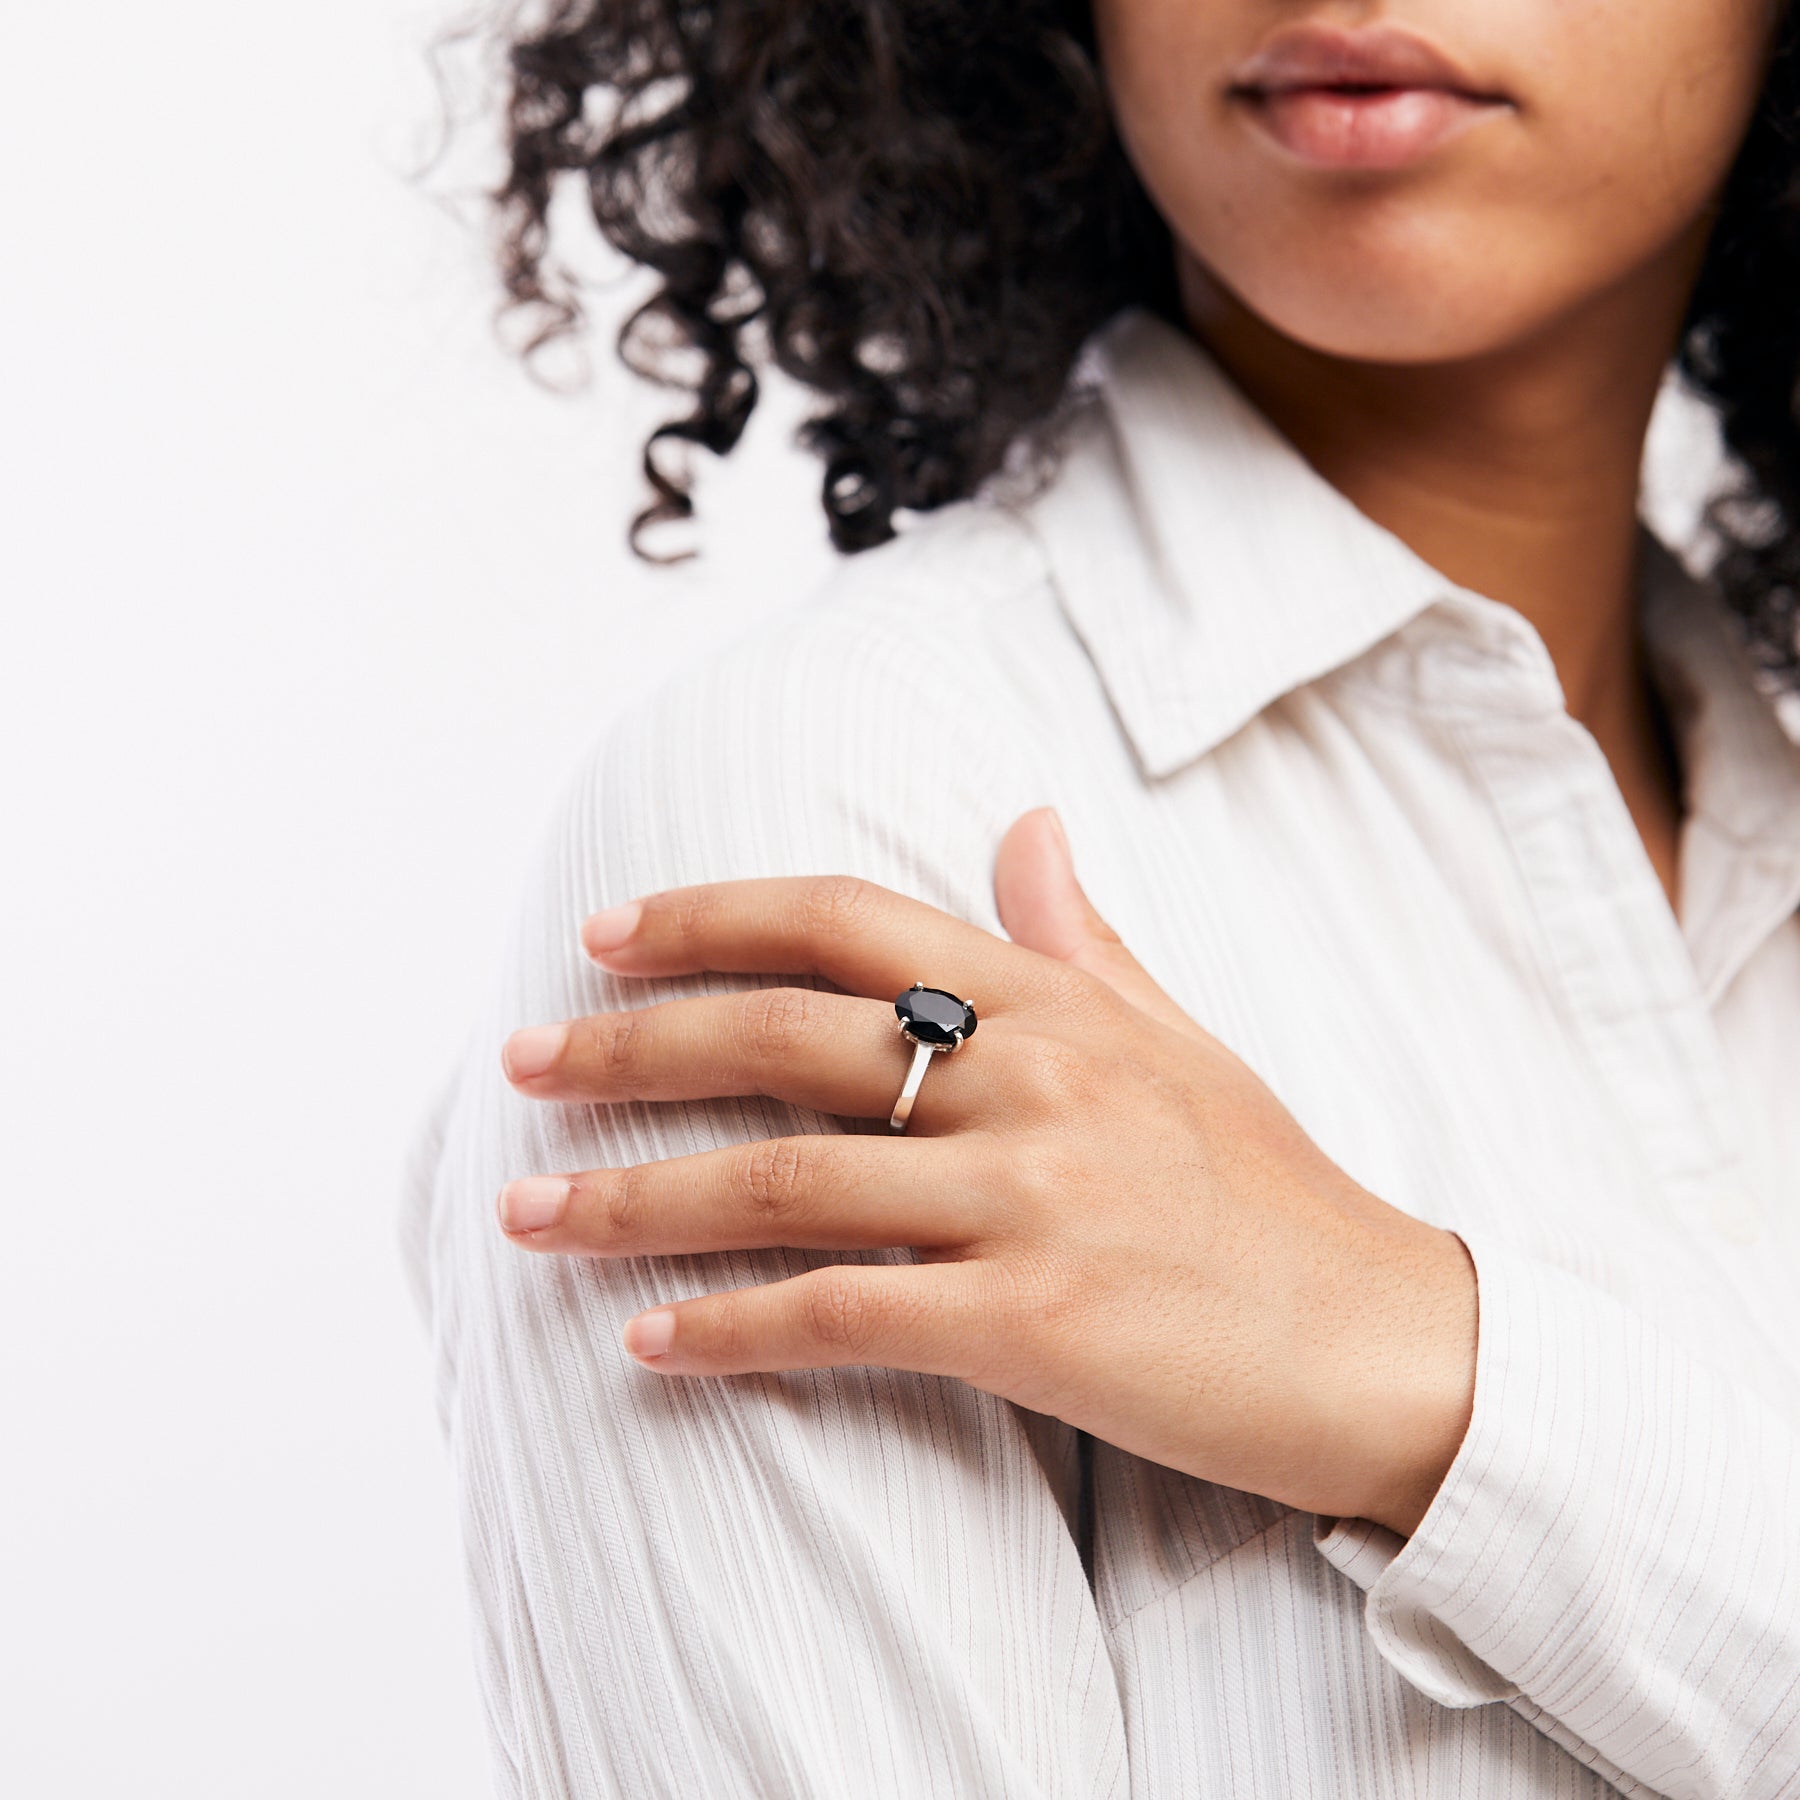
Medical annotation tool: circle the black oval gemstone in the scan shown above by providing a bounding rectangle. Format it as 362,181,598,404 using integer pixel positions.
894,984,977,1046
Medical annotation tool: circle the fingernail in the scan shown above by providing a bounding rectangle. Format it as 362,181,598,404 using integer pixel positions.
498,1177,571,1233
582,900,643,960
1043,807,1070,855
622,1307,676,1360
502,1023,567,1082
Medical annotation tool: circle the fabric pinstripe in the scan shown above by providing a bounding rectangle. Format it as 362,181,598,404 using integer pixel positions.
404,307,1800,1798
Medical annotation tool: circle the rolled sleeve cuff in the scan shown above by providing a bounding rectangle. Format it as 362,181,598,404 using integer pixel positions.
1315,1218,1800,1793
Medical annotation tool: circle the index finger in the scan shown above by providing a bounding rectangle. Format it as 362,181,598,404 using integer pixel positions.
578,873,1073,1017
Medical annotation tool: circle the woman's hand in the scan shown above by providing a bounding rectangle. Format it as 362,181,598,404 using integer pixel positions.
496,806,1478,1537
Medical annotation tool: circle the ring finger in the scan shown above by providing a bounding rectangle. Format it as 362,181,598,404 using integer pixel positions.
502,984,992,1132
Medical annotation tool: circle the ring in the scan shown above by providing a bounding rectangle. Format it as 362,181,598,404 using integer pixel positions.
888,982,978,1133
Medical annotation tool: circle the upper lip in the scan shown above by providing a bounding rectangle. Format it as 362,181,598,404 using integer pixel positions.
1229,22,1506,99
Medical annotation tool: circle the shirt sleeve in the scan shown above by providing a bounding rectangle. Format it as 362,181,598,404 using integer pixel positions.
1314,1228,1800,1800
401,591,1128,1800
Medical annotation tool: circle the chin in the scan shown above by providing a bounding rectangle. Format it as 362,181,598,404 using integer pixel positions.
1246,292,1532,365
1188,227,1558,366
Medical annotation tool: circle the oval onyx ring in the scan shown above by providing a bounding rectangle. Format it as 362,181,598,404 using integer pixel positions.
888,982,977,1133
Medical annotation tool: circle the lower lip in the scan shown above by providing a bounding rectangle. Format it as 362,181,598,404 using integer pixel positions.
1238,86,1509,170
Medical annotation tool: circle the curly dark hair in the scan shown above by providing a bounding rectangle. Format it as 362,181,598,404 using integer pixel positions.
477,0,1800,691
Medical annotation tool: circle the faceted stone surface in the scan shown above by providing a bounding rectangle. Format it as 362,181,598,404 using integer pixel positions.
894,984,977,1046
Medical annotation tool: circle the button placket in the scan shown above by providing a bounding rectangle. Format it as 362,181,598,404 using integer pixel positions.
1443,668,1758,1245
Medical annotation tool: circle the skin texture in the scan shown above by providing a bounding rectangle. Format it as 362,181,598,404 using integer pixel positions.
496,3,1782,1535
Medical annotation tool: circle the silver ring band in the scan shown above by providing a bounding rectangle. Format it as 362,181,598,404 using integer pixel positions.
888,1037,942,1133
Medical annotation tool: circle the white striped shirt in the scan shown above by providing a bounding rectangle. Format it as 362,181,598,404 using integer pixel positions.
403,305,1800,1798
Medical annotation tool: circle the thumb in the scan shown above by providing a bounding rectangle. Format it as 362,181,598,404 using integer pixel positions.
994,807,1203,1039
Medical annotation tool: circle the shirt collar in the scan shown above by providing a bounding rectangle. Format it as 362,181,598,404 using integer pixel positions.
1014,304,1462,780
1012,304,1800,829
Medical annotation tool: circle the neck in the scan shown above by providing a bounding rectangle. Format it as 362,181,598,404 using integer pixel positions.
1174,237,1706,741
1174,232,1720,917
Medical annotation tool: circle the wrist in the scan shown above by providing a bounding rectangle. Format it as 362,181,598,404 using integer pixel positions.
1306,1209,1478,1537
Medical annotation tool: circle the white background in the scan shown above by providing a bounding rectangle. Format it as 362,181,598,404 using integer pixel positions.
0,5,1724,1796
0,3,832,1793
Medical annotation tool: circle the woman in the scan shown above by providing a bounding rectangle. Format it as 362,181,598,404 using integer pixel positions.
404,2,1800,1794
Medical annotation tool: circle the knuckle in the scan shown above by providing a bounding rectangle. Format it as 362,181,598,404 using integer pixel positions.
661,882,727,948
1039,961,1113,1028
695,1294,747,1366
739,985,818,1062
1002,1135,1082,1209
803,1271,880,1358
987,1251,1084,1400
1087,912,1125,949
1013,1246,1082,1325
585,1008,645,1082
802,873,879,944
1021,1032,1101,1112
738,1135,812,1225
600,1162,647,1241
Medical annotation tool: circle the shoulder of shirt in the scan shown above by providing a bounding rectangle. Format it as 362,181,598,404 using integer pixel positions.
602,496,1063,755
537,499,1065,917
797,493,1056,623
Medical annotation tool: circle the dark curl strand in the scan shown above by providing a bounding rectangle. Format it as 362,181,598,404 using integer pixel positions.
488,0,1800,693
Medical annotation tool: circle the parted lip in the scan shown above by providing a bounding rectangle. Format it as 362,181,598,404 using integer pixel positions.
1229,21,1507,100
